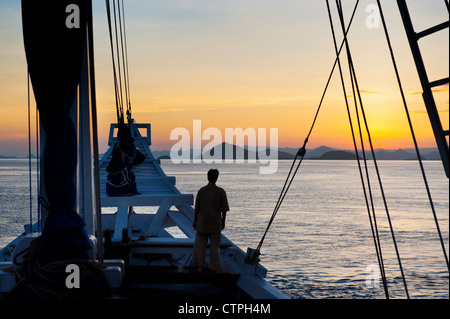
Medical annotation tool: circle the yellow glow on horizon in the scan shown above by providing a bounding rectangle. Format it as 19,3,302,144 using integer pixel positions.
0,1,448,156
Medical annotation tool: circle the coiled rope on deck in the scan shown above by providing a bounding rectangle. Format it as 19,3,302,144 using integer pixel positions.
6,237,111,299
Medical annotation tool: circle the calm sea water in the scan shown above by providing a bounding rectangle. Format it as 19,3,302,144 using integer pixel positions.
0,158,448,299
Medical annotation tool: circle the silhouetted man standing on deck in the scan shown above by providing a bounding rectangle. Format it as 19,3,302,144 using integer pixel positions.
192,169,229,273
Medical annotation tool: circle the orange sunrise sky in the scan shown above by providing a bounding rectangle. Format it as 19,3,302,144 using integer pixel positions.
0,0,448,157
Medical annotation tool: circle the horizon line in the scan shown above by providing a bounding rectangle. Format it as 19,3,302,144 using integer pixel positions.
0,144,441,158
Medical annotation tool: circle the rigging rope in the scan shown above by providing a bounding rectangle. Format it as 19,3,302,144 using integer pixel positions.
105,0,132,124
28,64,42,234
376,0,449,272
119,0,132,122
27,69,33,231
325,0,390,298
334,0,389,294
87,1,104,264
334,0,410,298
112,0,125,121
253,0,361,259
255,0,425,300
35,85,41,233
105,0,122,123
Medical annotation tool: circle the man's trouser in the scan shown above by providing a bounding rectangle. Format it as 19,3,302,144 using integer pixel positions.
192,230,222,271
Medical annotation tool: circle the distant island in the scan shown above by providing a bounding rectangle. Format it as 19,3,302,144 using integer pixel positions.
317,150,359,160
150,144,440,161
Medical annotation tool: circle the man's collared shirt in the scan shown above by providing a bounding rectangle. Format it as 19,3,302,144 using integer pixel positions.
195,183,230,233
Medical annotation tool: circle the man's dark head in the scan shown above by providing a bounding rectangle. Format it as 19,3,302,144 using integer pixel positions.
207,169,219,184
